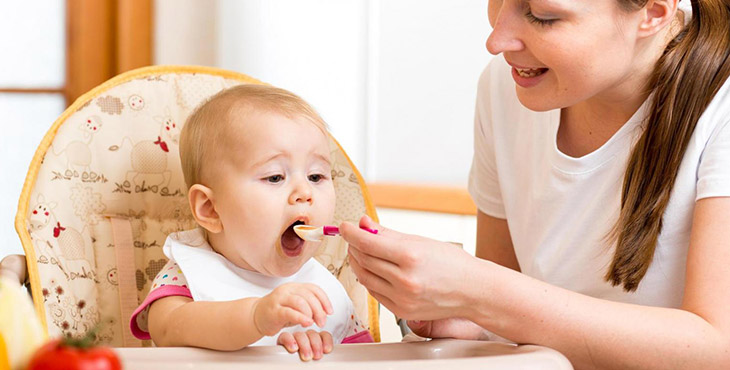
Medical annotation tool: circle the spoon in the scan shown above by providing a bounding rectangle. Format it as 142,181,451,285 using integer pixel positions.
293,225,379,242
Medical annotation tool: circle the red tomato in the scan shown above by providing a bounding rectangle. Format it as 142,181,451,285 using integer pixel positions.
26,339,121,370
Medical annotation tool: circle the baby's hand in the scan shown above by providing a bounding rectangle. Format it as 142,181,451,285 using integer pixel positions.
277,330,333,361
252,283,333,337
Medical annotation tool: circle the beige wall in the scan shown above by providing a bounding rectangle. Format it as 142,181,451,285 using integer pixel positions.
154,0,493,186
154,0,218,66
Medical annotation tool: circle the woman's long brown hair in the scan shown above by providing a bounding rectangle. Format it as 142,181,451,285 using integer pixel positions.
608,0,730,291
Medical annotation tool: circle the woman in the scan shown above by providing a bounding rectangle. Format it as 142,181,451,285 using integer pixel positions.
341,0,730,368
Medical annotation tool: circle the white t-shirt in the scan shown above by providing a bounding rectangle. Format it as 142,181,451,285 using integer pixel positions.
468,56,730,307
163,228,358,345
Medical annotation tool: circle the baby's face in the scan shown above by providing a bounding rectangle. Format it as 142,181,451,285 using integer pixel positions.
210,111,336,277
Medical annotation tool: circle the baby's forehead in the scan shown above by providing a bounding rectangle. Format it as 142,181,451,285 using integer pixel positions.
197,119,330,187
228,106,328,139
214,110,330,157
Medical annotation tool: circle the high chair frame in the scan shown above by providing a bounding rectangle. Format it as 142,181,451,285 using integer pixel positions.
11,65,381,345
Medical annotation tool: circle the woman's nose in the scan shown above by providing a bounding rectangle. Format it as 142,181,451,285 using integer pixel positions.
485,6,525,55
289,179,313,205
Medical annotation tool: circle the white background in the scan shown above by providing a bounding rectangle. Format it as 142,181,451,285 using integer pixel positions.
155,0,494,184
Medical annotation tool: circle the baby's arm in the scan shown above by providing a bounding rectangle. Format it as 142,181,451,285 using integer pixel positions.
148,295,262,350
148,283,333,351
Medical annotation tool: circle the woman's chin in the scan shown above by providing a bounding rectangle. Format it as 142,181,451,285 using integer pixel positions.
516,90,560,112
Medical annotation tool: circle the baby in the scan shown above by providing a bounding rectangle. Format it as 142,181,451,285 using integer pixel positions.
129,84,373,360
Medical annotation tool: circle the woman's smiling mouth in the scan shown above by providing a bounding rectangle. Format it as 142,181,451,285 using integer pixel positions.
511,66,549,88
515,67,548,77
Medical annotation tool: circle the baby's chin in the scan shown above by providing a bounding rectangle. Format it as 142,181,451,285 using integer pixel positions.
265,260,310,278
262,251,318,277
227,254,306,277
233,240,320,277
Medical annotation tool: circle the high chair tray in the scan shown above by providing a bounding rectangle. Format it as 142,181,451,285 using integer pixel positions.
116,339,573,369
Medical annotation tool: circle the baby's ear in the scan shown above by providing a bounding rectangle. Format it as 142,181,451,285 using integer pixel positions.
188,184,223,233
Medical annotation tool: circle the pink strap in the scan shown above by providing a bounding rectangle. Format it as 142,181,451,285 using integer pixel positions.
130,285,192,340
109,216,143,347
341,330,374,344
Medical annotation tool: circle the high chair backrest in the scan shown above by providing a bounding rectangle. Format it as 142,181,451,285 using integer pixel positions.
15,66,379,347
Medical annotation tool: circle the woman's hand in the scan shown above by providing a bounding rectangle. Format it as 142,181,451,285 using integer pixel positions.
252,283,333,337
407,318,488,340
341,215,478,321
277,330,333,361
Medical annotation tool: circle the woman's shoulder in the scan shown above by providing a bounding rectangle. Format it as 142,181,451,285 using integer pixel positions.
697,75,730,134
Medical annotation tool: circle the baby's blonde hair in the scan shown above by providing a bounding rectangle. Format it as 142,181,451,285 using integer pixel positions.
180,84,328,188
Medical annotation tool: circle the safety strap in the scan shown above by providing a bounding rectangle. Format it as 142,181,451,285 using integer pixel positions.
109,216,142,347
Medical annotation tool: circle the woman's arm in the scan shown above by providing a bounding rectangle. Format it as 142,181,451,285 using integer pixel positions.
343,198,730,368
475,211,519,271
466,199,730,368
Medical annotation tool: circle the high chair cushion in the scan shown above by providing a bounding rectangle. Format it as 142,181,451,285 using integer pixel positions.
15,66,379,346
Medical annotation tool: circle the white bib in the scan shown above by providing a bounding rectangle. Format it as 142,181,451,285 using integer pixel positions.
163,228,353,346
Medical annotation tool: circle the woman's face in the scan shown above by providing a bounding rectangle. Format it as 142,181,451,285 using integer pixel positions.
487,0,646,111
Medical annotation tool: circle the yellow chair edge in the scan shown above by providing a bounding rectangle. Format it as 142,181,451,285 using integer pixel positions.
329,137,381,342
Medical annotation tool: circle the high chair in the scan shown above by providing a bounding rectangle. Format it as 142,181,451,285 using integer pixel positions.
7,66,380,347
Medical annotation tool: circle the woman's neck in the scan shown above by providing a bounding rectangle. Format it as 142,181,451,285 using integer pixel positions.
556,15,683,158
557,88,648,158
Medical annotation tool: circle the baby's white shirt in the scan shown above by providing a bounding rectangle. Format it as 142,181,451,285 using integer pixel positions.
163,228,354,345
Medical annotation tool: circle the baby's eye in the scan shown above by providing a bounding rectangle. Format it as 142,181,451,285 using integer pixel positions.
308,174,326,183
266,174,284,183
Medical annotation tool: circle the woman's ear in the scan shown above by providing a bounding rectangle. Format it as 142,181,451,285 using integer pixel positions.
637,0,678,38
188,184,223,233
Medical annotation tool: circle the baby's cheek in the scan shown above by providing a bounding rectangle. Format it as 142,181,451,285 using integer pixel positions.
326,196,337,220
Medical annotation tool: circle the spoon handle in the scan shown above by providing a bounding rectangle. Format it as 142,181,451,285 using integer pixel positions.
322,225,378,236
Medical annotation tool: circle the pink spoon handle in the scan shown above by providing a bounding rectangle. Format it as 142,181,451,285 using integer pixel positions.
322,225,378,236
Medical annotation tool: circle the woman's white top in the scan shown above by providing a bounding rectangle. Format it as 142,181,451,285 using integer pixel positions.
468,56,730,307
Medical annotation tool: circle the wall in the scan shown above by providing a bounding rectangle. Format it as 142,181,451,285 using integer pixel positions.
370,0,492,184
154,0,218,67
217,0,369,175
154,0,493,185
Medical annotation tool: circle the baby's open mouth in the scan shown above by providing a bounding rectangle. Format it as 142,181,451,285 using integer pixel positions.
280,220,306,257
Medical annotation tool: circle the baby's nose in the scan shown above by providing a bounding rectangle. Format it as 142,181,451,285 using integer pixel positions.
289,181,313,205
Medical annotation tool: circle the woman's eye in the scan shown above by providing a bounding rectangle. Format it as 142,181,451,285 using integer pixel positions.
525,9,557,27
308,174,325,183
266,175,284,183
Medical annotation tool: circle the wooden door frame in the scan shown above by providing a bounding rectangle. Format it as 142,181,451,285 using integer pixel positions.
66,0,153,104
367,183,477,215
